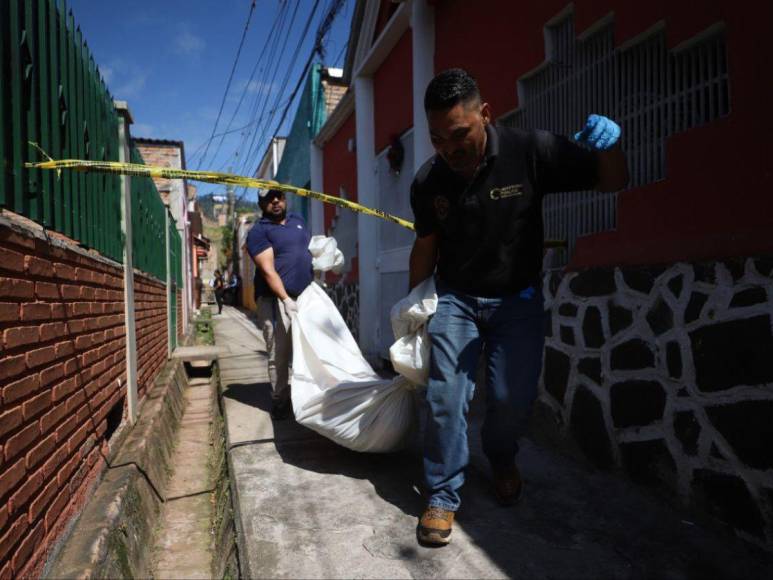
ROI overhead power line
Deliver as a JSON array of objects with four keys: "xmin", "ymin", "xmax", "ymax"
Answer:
[
  {"xmin": 257, "ymin": 0, "xmax": 347, "ymax": 168},
  {"xmin": 234, "ymin": 0, "xmax": 324, "ymax": 199},
  {"xmin": 187, "ymin": 119, "xmax": 262, "ymax": 166},
  {"xmin": 196, "ymin": 0, "xmax": 257, "ymax": 170},
  {"xmin": 215, "ymin": 0, "xmax": 293, "ymax": 176},
  {"xmin": 233, "ymin": 0, "xmax": 347, "ymax": 204},
  {"xmin": 314, "ymin": 0, "xmax": 346, "ymax": 59},
  {"xmin": 206, "ymin": 1, "xmax": 291, "ymax": 172},
  {"xmin": 235, "ymin": 0, "xmax": 307, "ymax": 177}
]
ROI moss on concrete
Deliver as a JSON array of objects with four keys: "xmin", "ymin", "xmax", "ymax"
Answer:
[{"xmin": 210, "ymin": 364, "xmax": 240, "ymax": 579}]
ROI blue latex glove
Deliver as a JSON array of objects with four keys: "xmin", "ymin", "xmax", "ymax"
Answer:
[{"xmin": 574, "ymin": 114, "xmax": 621, "ymax": 151}]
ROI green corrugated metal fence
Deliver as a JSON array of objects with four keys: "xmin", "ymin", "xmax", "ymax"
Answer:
[
  {"xmin": 170, "ymin": 221, "xmax": 182, "ymax": 288},
  {"xmin": 130, "ymin": 146, "xmax": 168, "ymax": 280},
  {"xmin": 2, "ymin": 0, "xmax": 185, "ymax": 353},
  {"xmin": 1, "ymin": 0, "xmax": 123, "ymax": 262}
]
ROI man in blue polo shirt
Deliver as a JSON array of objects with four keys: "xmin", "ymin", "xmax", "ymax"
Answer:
[{"xmin": 246, "ymin": 189, "xmax": 313, "ymax": 420}]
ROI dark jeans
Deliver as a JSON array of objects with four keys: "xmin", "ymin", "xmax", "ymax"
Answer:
[
  {"xmin": 226, "ymin": 287, "xmax": 240, "ymax": 306},
  {"xmin": 424, "ymin": 283, "xmax": 545, "ymax": 511},
  {"xmin": 214, "ymin": 289, "xmax": 224, "ymax": 313}
]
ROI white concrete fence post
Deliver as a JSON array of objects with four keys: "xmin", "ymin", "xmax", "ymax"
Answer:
[
  {"xmin": 114, "ymin": 100, "xmax": 139, "ymax": 424},
  {"xmin": 165, "ymin": 209, "xmax": 173, "ymax": 359}
]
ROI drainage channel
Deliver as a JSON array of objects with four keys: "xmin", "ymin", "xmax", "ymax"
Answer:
[
  {"xmin": 40, "ymin": 309, "xmax": 238, "ymax": 579},
  {"xmin": 151, "ymin": 352, "xmax": 238, "ymax": 579}
]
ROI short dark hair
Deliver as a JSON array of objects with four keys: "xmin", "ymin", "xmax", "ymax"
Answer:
[{"xmin": 424, "ymin": 68, "xmax": 480, "ymax": 112}]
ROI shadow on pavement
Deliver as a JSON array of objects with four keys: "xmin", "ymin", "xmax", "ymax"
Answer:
[
  {"xmin": 274, "ymin": 433, "xmax": 425, "ymax": 519},
  {"xmin": 221, "ymin": 381, "xmax": 272, "ymax": 414},
  {"xmin": 271, "ymin": 383, "xmax": 773, "ymax": 578},
  {"xmin": 218, "ymin": 308, "xmax": 773, "ymax": 577}
]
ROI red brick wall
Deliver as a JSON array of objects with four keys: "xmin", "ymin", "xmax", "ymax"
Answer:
[
  {"xmin": 0, "ymin": 220, "xmax": 175, "ymax": 576},
  {"xmin": 133, "ymin": 275, "xmax": 168, "ymax": 401},
  {"xmin": 133, "ymin": 142, "xmax": 183, "ymax": 203},
  {"xmin": 0, "ymin": 224, "xmax": 126, "ymax": 577}
]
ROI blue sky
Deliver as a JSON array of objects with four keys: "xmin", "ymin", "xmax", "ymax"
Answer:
[{"xmin": 67, "ymin": 0, "xmax": 354, "ymax": 200}]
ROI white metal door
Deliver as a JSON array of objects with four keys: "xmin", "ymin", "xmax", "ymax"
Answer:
[{"xmin": 375, "ymin": 130, "xmax": 415, "ymax": 358}]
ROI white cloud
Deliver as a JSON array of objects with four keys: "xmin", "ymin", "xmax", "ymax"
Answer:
[
  {"xmin": 132, "ymin": 123, "xmax": 156, "ymax": 137},
  {"xmin": 174, "ymin": 25, "xmax": 205, "ymax": 56},
  {"xmin": 99, "ymin": 65, "xmax": 114, "ymax": 84},
  {"xmin": 244, "ymin": 80, "xmax": 273, "ymax": 94},
  {"xmin": 100, "ymin": 57, "xmax": 147, "ymax": 99},
  {"xmin": 194, "ymin": 106, "xmax": 220, "ymax": 123},
  {"xmin": 226, "ymin": 79, "xmax": 276, "ymax": 105},
  {"xmin": 115, "ymin": 71, "xmax": 147, "ymax": 99}
]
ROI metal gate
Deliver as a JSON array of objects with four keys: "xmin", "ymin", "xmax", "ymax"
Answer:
[{"xmin": 500, "ymin": 14, "xmax": 729, "ymax": 267}]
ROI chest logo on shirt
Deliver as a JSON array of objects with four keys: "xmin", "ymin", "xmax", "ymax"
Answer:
[
  {"xmin": 489, "ymin": 184, "xmax": 524, "ymax": 200},
  {"xmin": 433, "ymin": 195, "xmax": 450, "ymax": 221},
  {"xmin": 296, "ymin": 225, "xmax": 302, "ymax": 229}
]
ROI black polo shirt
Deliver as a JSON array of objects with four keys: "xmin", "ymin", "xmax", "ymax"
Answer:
[{"xmin": 410, "ymin": 123, "xmax": 598, "ymax": 297}]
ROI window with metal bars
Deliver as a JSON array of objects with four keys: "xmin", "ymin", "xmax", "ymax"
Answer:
[{"xmin": 500, "ymin": 16, "xmax": 729, "ymax": 268}]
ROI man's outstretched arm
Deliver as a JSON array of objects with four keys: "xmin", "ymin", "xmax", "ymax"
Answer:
[{"xmin": 575, "ymin": 114, "xmax": 629, "ymax": 192}]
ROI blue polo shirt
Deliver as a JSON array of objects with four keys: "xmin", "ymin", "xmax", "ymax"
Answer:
[{"xmin": 246, "ymin": 213, "xmax": 313, "ymax": 298}]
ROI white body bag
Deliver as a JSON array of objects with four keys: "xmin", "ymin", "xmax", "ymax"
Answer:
[{"xmin": 291, "ymin": 267, "xmax": 437, "ymax": 452}]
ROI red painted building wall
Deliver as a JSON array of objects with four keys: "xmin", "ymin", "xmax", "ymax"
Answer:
[
  {"xmin": 433, "ymin": 0, "xmax": 773, "ymax": 267},
  {"xmin": 372, "ymin": 0, "xmax": 400, "ymax": 43},
  {"xmin": 323, "ymin": 111, "xmax": 359, "ymax": 282},
  {"xmin": 373, "ymin": 30, "xmax": 413, "ymax": 154}
]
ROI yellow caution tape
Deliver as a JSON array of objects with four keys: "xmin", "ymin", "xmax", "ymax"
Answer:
[
  {"xmin": 25, "ymin": 144, "xmax": 567, "ymax": 248},
  {"xmin": 26, "ymin": 153, "xmax": 415, "ymax": 230}
]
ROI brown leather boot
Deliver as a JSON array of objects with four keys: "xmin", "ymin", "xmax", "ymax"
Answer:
[
  {"xmin": 493, "ymin": 464, "xmax": 523, "ymax": 506},
  {"xmin": 417, "ymin": 506, "xmax": 455, "ymax": 546}
]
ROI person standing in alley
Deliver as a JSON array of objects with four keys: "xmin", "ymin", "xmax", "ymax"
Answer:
[
  {"xmin": 409, "ymin": 68, "xmax": 629, "ymax": 546},
  {"xmin": 213, "ymin": 270, "xmax": 225, "ymax": 315},
  {"xmin": 227, "ymin": 270, "xmax": 241, "ymax": 306},
  {"xmin": 247, "ymin": 189, "xmax": 313, "ymax": 420}
]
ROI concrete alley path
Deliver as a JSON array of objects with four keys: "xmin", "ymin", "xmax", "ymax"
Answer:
[{"xmin": 213, "ymin": 305, "xmax": 773, "ymax": 579}]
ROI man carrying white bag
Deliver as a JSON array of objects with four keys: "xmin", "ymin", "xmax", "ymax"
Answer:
[{"xmin": 291, "ymin": 238, "xmax": 436, "ymax": 453}]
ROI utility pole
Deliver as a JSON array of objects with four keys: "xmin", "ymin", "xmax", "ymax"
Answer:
[
  {"xmin": 226, "ymin": 181, "xmax": 235, "ymax": 226},
  {"xmin": 226, "ymin": 154, "xmax": 240, "ymax": 299}
]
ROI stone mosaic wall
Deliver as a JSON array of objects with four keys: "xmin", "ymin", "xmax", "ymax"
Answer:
[
  {"xmin": 537, "ymin": 256, "xmax": 773, "ymax": 549},
  {"xmin": 325, "ymin": 281, "xmax": 360, "ymax": 343}
]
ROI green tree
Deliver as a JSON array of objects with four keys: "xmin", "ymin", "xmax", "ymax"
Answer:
[{"xmin": 220, "ymin": 225, "xmax": 234, "ymax": 269}]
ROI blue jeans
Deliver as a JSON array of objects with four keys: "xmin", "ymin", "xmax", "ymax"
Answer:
[{"xmin": 424, "ymin": 283, "xmax": 545, "ymax": 511}]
